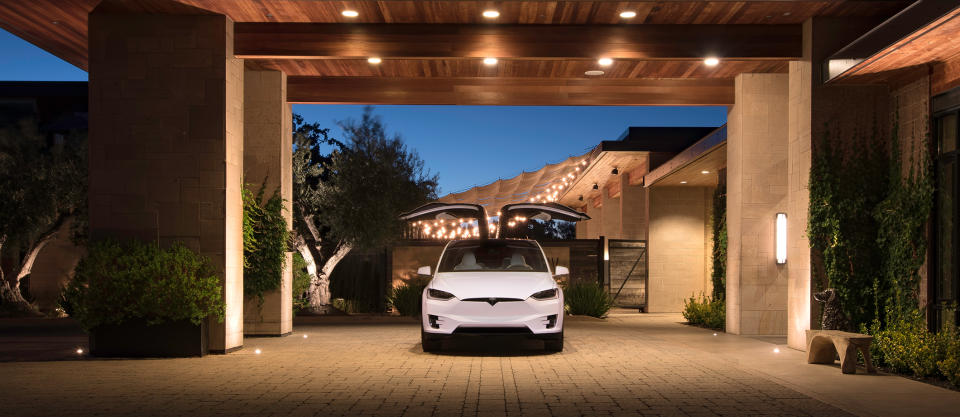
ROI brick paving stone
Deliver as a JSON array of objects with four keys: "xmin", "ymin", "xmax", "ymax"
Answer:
[{"xmin": 0, "ymin": 316, "xmax": 859, "ymax": 417}]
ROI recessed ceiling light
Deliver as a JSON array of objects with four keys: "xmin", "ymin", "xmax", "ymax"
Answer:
[
  {"xmin": 704, "ymin": 57, "xmax": 720, "ymax": 67},
  {"xmin": 482, "ymin": 10, "xmax": 500, "ymax": 19},
  {"xmin": 701, "ymin": 170, "xmax": 710, "ymax": 174},
  {"xmin": 619, "ymin": 11, "xmax": 637, "ymax": 19},
  {"xmin": 680, "ymin": 181, "xmax": 688, "ymax": 184},
  {"xmin": 584, "ymin": 70, "xmax": 605, "ymax": 76},
  {"xmin": 367, "ymin": 57, "xmax": 382, "ymax": 64},
  {"xmin": 483, "ymin": 57, "xmax": 498, "ymax": 65},
  {"xmin": 598, "ymin": 57, "xmax": 614, "ymax": 66},
  {"xmin": 342, "ymin": 10, "xmax": 359, "ymax": 18}
]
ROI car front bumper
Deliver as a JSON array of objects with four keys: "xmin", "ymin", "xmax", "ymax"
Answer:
[{"xmin": 422, "ymin": 295, "xmax": 564, "ymax": 335}]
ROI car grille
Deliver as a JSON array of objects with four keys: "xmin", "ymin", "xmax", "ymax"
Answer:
[{"xmin": 453, "ymin": 327, "xmax": 533, "ymax": 335}]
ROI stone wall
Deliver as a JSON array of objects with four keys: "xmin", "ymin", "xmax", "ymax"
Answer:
[{"xmin": 647, "ymin": 186, "xmax": 708, "ymax": 313}]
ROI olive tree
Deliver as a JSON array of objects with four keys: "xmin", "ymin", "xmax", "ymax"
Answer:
[
  {"xmin": 0, "ymin": 120, "xmax": 86, "ymax": 315},
  {"xmin": 293, "ymin": 108, "xmax": 437, "ymax": 312}
]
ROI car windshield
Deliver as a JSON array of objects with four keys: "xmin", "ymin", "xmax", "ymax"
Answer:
[{"xmin": 438, "ymin": 240, "xmax": 548, "ymax": 273}]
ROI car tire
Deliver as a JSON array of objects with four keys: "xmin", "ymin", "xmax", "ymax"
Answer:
[
  {"xmin": 421, "ymin": 328, "xmax": 442, "ymax": 353},
  {"xmin": 543, "ymin": 331, "xmax": 563, "ymax": 352}
]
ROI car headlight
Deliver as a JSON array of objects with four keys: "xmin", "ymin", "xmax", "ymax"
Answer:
[
  {"xmin": 427, "ymin": 289, "xmax": 455, "ymax": 300},
  {"xmin": 530, "ymin": 288, "xmax": 558, "ymax": 300}
]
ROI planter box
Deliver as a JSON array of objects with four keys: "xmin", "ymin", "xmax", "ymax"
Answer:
[{"xmin": 90, "ymin": 319, "xmax": 207, "ymax": 357}]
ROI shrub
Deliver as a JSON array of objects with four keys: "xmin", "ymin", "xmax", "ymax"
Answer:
[
  {"xmin": 62, "ymin": 240, "xmax": 224, "ymax": 331},
  {"xmin": 564, "ymin": 283, "xmax": 612, "ymax": 318},
  {"xmin": 242, "ymin": 183, "xmax": 289, "ymax": 302},
  {"xmin": 870, "ymin": 310, "xmax": 954, "ymax": 378},
  {"xmin": 683, "ymin": 293, "xmax": 725, "ymax": 331},
  {"xmin": 938, "ymin": 328, "xmax": 960, "ymax": 388},
  {"xmin": 389, "ymin": 282, "xmax": 426, "ymax": 317}
]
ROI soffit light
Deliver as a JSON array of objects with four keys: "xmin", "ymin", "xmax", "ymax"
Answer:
[
  {"xmin": 584, "ymin": 70, "xmax": 604, "ymax": 76},
  {"xmin": 341, "ymin": 10, "xmax": 359, "ymax": 18},
  {"xmin": 611, "ymin": 167, "xmax": 619, "ymax": 175},
  {"xmin": 680, "ymin": 181, "xmax": 688, "ymax": 184},
  {"xmin": 592, "ymin": 183, "xmax": 599, "ymax": 190},
  {"xmin": 483, "ymin": 57, "xmax": 498, "ymax": 65},
  {"xmin": 598, "ymin": 57, "xmax": 614, "ymax": 66},
  {"xmin": 367, "ymin": 57, "xmax": 382, "ymax": 64},
  {"xmin": 704, "ymin": 57, "xmax": 720, "ymax": 67},
  {"xmin": 701, "ymin": 170, "xmax": 710, "ymax": 174},
  {"xmin": 619, "ymin": 11, "xmax": 637, "ymax": 19},
  {"xmin": 482, "ymin": 10, "xmax": 500, "ymax": 19}
]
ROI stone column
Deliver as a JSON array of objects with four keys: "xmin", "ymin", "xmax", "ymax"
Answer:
[
  {"xmin": 619, "ymin": 173, "xmax": 648, "ymax": 240},
  {"xmin": 585, "ymin": 199, "xmax": 603, "ymax": 239},
  {"xmin": 601, "ymin": 183, "xmax": 622, "ymax": 239},
  {"xmin": 88, "ymin": 6, "xmax": 245, "ymax": 352},
  {"xmin": 242, "ymin": 69, "xmax": 293, "ymax": 336},
  {"xmin": 726, "ymin": 73, "xmax": 789, "ymax": 336}
]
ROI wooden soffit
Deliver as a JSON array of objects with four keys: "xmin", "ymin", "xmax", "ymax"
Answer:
[{"xmin": 644, "ymin": 125, "xmax": 726, "ymax": 187}]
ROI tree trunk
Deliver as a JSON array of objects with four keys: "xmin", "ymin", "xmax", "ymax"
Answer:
[
  {"xmin": 0, "ymin": 215, "xmax": 69, "ymax": 316},
  {"xmin": 308, "ymin": 242, "xmax": 352, "ymax": 312}
]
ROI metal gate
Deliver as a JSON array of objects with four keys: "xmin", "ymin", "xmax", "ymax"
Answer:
[{"xmin": 606, "ymin": 239, "xmax": 648, "ymax": 310}]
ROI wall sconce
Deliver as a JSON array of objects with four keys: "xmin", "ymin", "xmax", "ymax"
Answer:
[
  {"xmin": 776, "ymin": 213, "xmax": 787, "ymax": 264},
  {"xmin": 592, "ymin": 183, "xmax": 599, "ymax": 190},
  {"xmin": 611, "ymin": 167, "xmax": 619, "ymax": 175}
]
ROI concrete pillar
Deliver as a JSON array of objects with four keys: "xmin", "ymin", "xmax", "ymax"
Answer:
[
  {"xmin": 88, "ymin": 7, "xmax": 245, "ymax": 352},
  {"xmin": 647, "ymin": 186, "xmax": 708, "ymax": 312},
  {"xmin": 242, "ymin": 69, "xmax": 293, "ymax": 336},
  {"xmin": 619, "ymin": 173, "xmax": 648, "ymax": 240},
  {"xmin": 585, "ymin": 199, "xmax": 603, "ymax": 239},
  {"xmin": 726, "ymin": 73, "xmax": 789, "ymax": 336},
  {"xmin": 601, "ymin": 184, "xmax": 621, "ymax": 239}
]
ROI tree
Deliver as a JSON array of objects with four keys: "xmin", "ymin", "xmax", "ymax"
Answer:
[
  {"xmin": 292, "ymin": 108, "xmax": 438, "ymax": 312},
  {"xmin": 0, "ymin": 120, "xmax": 86, "ymax": 315}
]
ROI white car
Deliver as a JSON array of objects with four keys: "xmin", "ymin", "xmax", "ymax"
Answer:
[
  {"xmin": 399, "ymin": 201, "xmax": 589, "ymax": 353},
  {"xmin": 418, "ymin": 238, "xmax": 567, "ymax": 352}
]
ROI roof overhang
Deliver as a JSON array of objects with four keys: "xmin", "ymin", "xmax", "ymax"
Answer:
[
  {"xmin": 644, "ymin": 126, "xmax": 726, "ymax": 187},
  {"xmin": 825, "ymin": 0, "xmax": 960, "ymax": 85}
]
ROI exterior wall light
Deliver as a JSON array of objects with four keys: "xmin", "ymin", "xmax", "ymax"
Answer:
[{"xmin": 776, "ymin": 213, "xmax": 787, "ymax": 264}]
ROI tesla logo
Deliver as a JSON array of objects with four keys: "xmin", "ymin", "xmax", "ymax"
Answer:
[{"xmin": 487, "ymin": 298, "xmax": 498, "ymax": 306}]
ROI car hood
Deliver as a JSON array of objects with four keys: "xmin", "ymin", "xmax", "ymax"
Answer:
[{"xmin": 430, "ymin": 271, "xmax": 557, "ymax": 300}]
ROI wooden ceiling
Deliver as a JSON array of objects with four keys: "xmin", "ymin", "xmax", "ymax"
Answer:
[{"xmin": 0, "ymin": 1, "xmax": 909, "ymax": 105}]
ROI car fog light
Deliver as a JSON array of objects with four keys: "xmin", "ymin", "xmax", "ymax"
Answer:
[
  {"xmin": 428, "ymin": 314, "xmax": 440, "ymax": 329},
  {"xmin": 546, "ymin": 314, "xmax": 558, "ymax": 329}
]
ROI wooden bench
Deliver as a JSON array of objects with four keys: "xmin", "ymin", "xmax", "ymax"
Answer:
[{"xmin": 805, "ymin": 330, "xmax": 877, "ymax": 374}]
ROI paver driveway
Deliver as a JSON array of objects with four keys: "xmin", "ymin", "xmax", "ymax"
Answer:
[{"xmin": 0, "ymin": 313, "xmax": 954, "ymax": 417}]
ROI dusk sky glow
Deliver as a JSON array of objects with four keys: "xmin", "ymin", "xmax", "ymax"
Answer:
[{"xmin": 1, "ymin": 28, "xmax": 727, "ymax": 195}]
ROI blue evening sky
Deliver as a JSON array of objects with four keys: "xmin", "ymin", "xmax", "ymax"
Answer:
[{"xmin": 1, "ymin": 28, "xmax": 727, "ymax": 195}]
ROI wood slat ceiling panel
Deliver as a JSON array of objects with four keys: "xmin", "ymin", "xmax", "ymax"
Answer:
[
  {"xmin": 177, "ymin": 1, "xmax": 906, "ymax": 25},
  {"xmin": 249, "ymin": 58, "xmax": 786, "ymax": 78}
]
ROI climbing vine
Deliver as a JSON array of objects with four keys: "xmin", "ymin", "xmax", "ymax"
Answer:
[
  {"xmin": 242, "ymin": 181, "xmax": 289, "ymax": 304},
  {"xmin": 711, "ymin": 184, "xmax": 726, "ymax": 301},
  {"xmin": 808, "ymin": 112, "xmax": 932, "ymax": 331}
]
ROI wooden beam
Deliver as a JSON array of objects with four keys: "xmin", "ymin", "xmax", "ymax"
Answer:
[
  {"xmin": 236, "ymin": 23, "xmax": 801, "ymax": 60},
  {"xmin": 287, "ymin": 77, "xmax": 734, "ymax": 106}
]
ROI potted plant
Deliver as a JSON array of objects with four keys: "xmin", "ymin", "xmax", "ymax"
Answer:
[{"xmin": 61, "ymin": 240, "xmax": 224, "ymax": 357}]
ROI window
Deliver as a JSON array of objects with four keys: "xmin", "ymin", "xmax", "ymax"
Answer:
[
  {"xmin": 935, "ymin": 109, "xmax": 959, "ymax": 329},
  {"xmin": 438, "ymin": 240, "xmax": 548, "ymax": 273}
]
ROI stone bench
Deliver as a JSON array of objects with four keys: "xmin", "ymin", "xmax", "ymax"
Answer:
[{"xmin": 806, "ymin": 330, "xmax": 877, "ymax": 374}]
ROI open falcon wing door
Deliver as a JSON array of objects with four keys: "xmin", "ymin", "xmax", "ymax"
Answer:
[
  {"xmin": 399, "ymin": 202, "xmax": 490, "ymax": 240},
  {"xmin": 497, "ymin": 202, "xmax": 590, "ymax": 238}
]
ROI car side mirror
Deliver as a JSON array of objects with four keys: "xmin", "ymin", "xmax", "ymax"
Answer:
[
  {"xmin": 417, "ymin": 266, "xmax": 432, "ymax": 276},
  {"xmin": 554, "ymin": 266, "xmax": 569, "ymax": 276}
]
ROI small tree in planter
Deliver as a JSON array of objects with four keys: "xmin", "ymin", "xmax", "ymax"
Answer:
[{"xmin": 61, "ymin": 240, "xmax": 224, "ymax": 357}]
